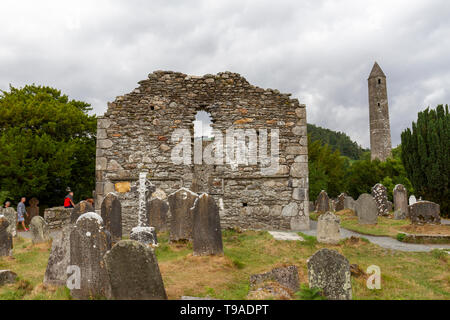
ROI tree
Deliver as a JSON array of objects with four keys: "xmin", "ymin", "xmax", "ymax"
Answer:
[
  {"xmin": 0, "ymin": 85, "xmax": 97, "ymax": 207},
  {"xmin": 401, "ymin": 105, "xmax": 449, "ymax": 215},
  {"xmin": 308, "ymin": 137, "xmax": 348, "ymax": 201}
]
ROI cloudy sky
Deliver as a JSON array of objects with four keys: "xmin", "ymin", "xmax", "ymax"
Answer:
[{"xmin": 1, "ymin": 0, "xmax": 449, "ymax": 148}]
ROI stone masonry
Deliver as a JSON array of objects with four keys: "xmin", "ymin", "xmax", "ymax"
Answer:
[{"xmin": 95, "ymin": 71, "xmax": 310, "ymax": 234}]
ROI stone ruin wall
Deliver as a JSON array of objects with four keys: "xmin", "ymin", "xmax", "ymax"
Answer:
[{"xmin": 95, "ymin": 71, "xmax": 309, "ymax": 235}]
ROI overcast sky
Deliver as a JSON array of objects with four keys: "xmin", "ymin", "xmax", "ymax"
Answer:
[{"xmin": 1, "ymin": 0, "xmax": 449, "ymax": 148}]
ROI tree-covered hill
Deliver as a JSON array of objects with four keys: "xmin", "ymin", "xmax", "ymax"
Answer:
[{"xmin": 307, "ymin": 123, "xmax": 368, "ymax": 160}]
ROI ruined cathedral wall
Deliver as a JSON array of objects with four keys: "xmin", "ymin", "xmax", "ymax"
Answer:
[{"xmin": 95, "ymin": 71, "xmax": 309, "ymax": 234}]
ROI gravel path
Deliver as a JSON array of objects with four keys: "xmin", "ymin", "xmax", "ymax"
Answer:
[{"xmin": 302, "ymin": 220, "xmax": 450, "ymax": 252}]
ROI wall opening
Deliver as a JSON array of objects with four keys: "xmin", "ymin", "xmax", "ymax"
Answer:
[{"xmin": 194, "ymin": 110, "xmax": 214, "ymax": 140}]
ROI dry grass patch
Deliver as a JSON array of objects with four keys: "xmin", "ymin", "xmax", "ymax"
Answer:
[{"xmin": 398, "ymin": 224, "xmax": 450, "ymax": 236}]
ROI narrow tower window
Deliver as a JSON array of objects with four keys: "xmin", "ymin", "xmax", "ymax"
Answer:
[
  {"xmin": 378, "ymin": 79, "xmax": 382, "ymax": 85},
  {"xmin": 378, "ymin": 103, "xmax": 381, "ymax": 107}
]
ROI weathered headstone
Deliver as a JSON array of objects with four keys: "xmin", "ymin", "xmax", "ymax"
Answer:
[
  {"xmin": 0, "ymin": 270, "xmax": 17, "ymax": 287},
  {"xmin": 70, "ymin": 201, "xmax": 95, "ymax": 224},
  {"xmin": 344, "ymin": 196, "xmax": 357, "ymax": 213},
  {"xmin": 409, "ymin": 195, "xmax": 417, "ymax": 206},
  {"xmin": 192, "ymin": 194, "xmax": 223, "ymax": 256},
  {"xmin": 316, "ymin": 191, "xmax": 330, "ymax": 213},
  {"xmin": 0, "ymin": 270, "xmax": 17, "ymax": 286},
  {"xmin": 335, "ymin": 193, "xmax": 346, "ymax": 212},
  {"xmin": 104, "ymin": 240, "xmax": 167, "ymax": 300},
  {"xmin": 101, "ymin": 193, "xmax": 122, "ymax": 243},
  {"xmin": 0, "ymin": 216, "xmax": 12, "ymax": 257},
  {"xmin": 393, "ymin": 184, "xmax": 408, "ymax": 220},
  {"xmin": 30, "ymin": 216, "xmax": 51, "ymax": 244},
  {"xmin": 44, "ymin": 225, "xmax": 73, "ymax": 286},
  {"xmin": 371, "ymin": 184, "xmax": 389, "ymax": 216},
  {"xmin": 387, "ymin": 201, "xmax": 393, "ymax": 213},
  {"xmin": 250, "ymin": 266, "xmax": 300, "ymax": 293},
  {"xmin": 168, "ymin": 188, "xmax": 198, "ymax": 242},
  {"xmin": 27, "ymin": 198, "xmax": 40, "ymax": 225},
  {"xmin": 355, "ymin": 194, "xmax": 378, "ymax": 225},
  {"xmin": 409, "ymin": 201, "xmax": 441, "ymax": 225},
  {"xmin": 307, "ymin": 248, "xmax": 352, "ymax": 300},
  {"xmin": 69, "ymin": 212, "xmax": 111, "ymax": 300},
  {"xmin": 147, "ymin": 198, "xmax": 169, "ymax": 233},
  {"xmin": 317, "ymin": 212, "xmax": 341, "ymax": 244},
  {"xmin": 2, "ymin": 207, "xmax": 17, "ymax": 237}
]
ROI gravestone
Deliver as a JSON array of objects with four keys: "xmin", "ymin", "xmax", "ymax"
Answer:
[
  {"xmin": 2, "ymin": 207, "xmax": 17, "ymax": 237},
  {"xmin": 344, "ymin": 196, "xmax": 357, "ymax": 213},
  {"xmin": 147, "ymin": 198, "xmax": 169, "ymax": 233},
  {"xmin": 0, "ymin": 270, "xmax": 17, "ymax": 286},
  {"xmin": 409, "ymin": 195, "xmax": 417, "ymax": 206},
  {"xmin": 130, "ymin": 227, "xmax": 158, "ymax": 246},
  {"xmin": 371, "ymin": 184, "xmax": 389, "ymax": 216},
  {"xmin": 355, "ymin": 194, "xmax": 378, "ymax": 225},
  {"xmin": 30, "ymin": 216, "xmax": 51, "ymax": 244},
  {"xmin": 250, "ymin": 266, "xmax": 300, "ymax": 293},
  {"xmin": 168, "ymin": 188, "xmax": 198, "ymax": 242},
  {"xmin": 335, "ymin": 193, "xmax": 346, "ymax": 212},
  {"xmin": 309, "ymin": 201, "xmax": 315, "ymax": 213},
  {"xmin": 70, "ymin": 201, "xmax": 95, "ymax": 224},
  {"xmin": 409, "ymin": 201, "xmax": 441, "ymax": 225},
  {"xmin": 387, "ymin": 201, "xmax": 393, "ymax": 213},
  {"xmin": 317, "ymin": 212, "xmax": 341, "ymax": 244},
  {"xmin": 393, "ymin": 184, "xmax": 408, "ymax": 220},
  {"xmin": 316, "ymin": 191, "xmax": 330, "ymax": 213},
  {"xmin": 27, "ymin": 198, "xmax": 40, "ymax": 225},
  {"xmin": 44, "ymin": 225, "xmax": 73, "ymax": 286},
  {"xmin": 104, "ymin": 240, "xmax": 167, "ymax": 300},
  {"xmin": 192, "ymin": 194, "xmax": 223, "ymax": 256},
  {"xmin": 0, "ymin": 216, "xmax": 12, "ymax": 257},
  {"xmin": 69, "ymin": 212, "xmax": 111, "ymax": 300},
  {"xmin": 307, "ymin": 248, "xmax": 352, "ymax": 300},
  {"xmin": 101, "ymin": 193, "xmax": 122, "ymax": 243}
]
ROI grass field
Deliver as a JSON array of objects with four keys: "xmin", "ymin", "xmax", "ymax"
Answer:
[{"xmin": 0, "ymin": 230, "xmax": 449, "ymax": 300}]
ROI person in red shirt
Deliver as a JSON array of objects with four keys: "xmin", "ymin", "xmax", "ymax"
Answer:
[{"xmin": 64, "ymin": 191, "xmax": 75, "ymax": 208}]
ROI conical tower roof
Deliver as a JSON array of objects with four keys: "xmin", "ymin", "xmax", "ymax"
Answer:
[{"xmin": 369, "ymin": 62, "xmax": 386, "ymax": 79}]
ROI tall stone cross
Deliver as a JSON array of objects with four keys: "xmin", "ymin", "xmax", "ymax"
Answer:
[{"xmin": 130, "ymin": 172, "xmax": 158, "ymax": 246}]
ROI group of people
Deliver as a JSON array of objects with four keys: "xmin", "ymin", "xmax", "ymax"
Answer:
[{"xmin": 1, "ymin": 188, "xmax": 77, "ymax": 233}]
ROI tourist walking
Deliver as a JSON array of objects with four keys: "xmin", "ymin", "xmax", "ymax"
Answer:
[{"xmin": 17, "ymin": 197, "xmax": 29, "ymax": 231}]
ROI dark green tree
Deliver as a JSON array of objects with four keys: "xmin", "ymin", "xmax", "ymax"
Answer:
[
  {"xmin": 0, "ymin": 85, "xmax": 97, "ymax": 207},
  {"xmin": 308, "ymin": 137, "xmax": 348, "ymax": 201},
  {"xmin": 401, "ymin": 105, "xmax": 449, "ymax": 215}
]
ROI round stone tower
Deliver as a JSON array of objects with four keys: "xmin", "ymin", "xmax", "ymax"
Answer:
[{"xmin": 368, "ymin": 62, "xmax": 392, "ymax": 161}]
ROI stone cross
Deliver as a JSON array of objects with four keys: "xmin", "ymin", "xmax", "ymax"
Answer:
[{"xmin": 130, "ymin": 172, "xmax": 158, "ymax": 246}]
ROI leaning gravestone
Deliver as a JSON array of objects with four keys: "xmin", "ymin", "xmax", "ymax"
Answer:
[
  {"xmin": 2, "ymin": 207, "xmax": 17, "ymax": 237},
  {"xmin": 371, "ymin": 184, "xmax": 389, "ymax": 216},
  {"xmin": 409, "ymin": 201, "xmax": 441, "ymax": 225},
  {"xmin": 394, "ymin": 184, "xmax": 408, "ymax": 220},
  {"xmin": 69, "ymin": 212, "xmax": 111, "ymax": 300},
  {"xmin": 147, "ymin": 198, "xmax": 169, "ymax": 233},
  {"xmin": 316, "ymin": 191, "xmax": 330, "ymax": 213},
  {"xmin": 335, "ymin": 193, "xmax": 346, "ymax": 212},
  {"xmin": 317, "ymin": 212, "xmax": 341, "ymax": 244},
  {"xmin": 409, "ymin": 195, "xmax": 417, "ymax": 206},
  {"xmin": 70, "ymin": 201, "xmax": 95, "ymax": 224},
  {"xmin": 344, "ymin": 196, "xmax": 357, "ymax": 213},
  {"xmin": 104, "ymin": 240, "xmax": 167, "ymax": 300},
  {"xmin": 192, "ymin": 194, "xmax": 223, "ymax": 256},
  {"xmin": 168, "ymin": 188, "xmax": 199, "ymax": 242},
  {"xmin": 0, "ymin": 216, "xmax": 12, "ymax": 257},
  {"xmin": 307, "ymin": 248, "xmax": 352, "ymax": 300},
  {"xmin": 30, "ymin": 216, "xmax": 51, "ymax": 244},
  {"xmin": 44, "ymin": 225, "xmax": 73, "ymax": 286},
  {"xmin": 355, "ymin": 194, "xmax": 378, "ymax": 225},
  {"xmin": 101, "ymin": 193, "xmax": 122, "ymax": 243}
]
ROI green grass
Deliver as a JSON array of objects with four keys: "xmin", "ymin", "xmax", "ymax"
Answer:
[{"xmin": 1, "ymin": 229, "xmax": 449, "ymax": 300}]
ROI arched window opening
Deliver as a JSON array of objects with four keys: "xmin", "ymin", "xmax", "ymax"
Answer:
[{"xmin": 194, "ymin": 110, "xmax": 214, "ymax": 140}]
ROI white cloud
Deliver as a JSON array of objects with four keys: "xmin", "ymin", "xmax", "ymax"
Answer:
[{"xmin": 1, "ymin": 0, "xmax": 449, "ymax": 148}]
